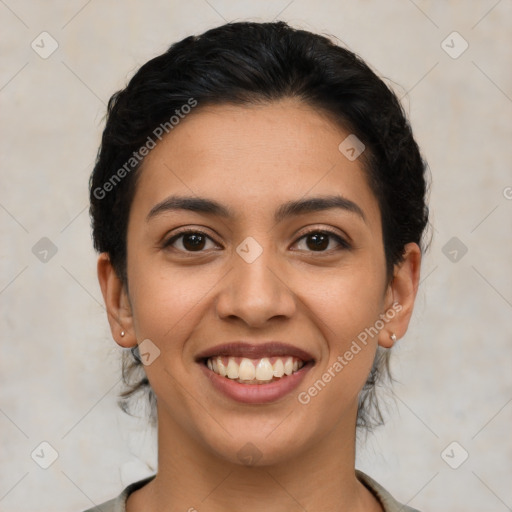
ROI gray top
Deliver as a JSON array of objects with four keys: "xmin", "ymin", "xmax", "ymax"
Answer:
[{"xmin": 81, "ymin": 470, "xmax": 421, "ymax": 512}]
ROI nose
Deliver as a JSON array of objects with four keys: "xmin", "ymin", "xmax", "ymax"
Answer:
[{"xmin": 215, "ymin": 244, "xmax": 296, "ymax": 328}]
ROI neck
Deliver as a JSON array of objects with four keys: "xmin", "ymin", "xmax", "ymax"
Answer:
[{"xmin": 127, "ymin": 404, "xmax": 381, "ymax": 512}]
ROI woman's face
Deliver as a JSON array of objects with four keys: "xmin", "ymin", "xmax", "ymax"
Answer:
[{"xmin": 107, "ymin": 98, "xmax": 418, "ymax": 465}]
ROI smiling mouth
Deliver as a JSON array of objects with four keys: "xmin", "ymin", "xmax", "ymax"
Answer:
[{"xmin": 203, "ymin": 356, "xmax": 306, "ymax": 385}]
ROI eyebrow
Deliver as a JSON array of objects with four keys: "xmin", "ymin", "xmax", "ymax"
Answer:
[{"xmin": 146, "ymin": 194, "xmax": 366, "ymax": 224}]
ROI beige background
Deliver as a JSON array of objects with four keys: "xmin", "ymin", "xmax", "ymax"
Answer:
[{"xmin": 1, "ymin": 1, "xmax": 511, "ymax": 510}]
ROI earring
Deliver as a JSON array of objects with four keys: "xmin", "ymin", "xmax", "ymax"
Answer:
[
  {"xmin": 390, "ymin": 333, "xmax": 397, "ymax": 342},
  {"xmin": 121, "ymin": 331, "xmax": 125, "ymax": 337}
]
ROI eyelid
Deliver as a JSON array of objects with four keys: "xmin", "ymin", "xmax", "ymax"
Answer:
[
  {"xmin": 162, "ymin": 227, "xmax": 220, "ymax": 250},
  {"xmin": 293, "ymin": 226, "xmax": 351, "ymax": 250}
]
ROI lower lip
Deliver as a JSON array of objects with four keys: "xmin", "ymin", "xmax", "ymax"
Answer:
[{"xmin": 199, "ymin": 361, "xmax": 314, "ymax": 404}]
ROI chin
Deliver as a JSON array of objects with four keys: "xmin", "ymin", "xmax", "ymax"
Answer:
[{"xmin": 197, "ymin": 419, "xmax": 312, "ymax": 468}]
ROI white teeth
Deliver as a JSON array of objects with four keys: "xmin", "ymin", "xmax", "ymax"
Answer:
[
  {"xmin": 216, "ymin": 356, "xmax": 227, "ymax": 377},
  {"xmin": 273, "ymin": 359, "xmax": 284, "ymax": 377},
  {"xmin": 284, "ymin": 357, "xmax": 294, "ymax": 376},
  {"xmin": 226, "ymin": 357, "xmax": 239, "ymax": 379},
  {"xmin": 255, "ymin": 358, "xmax": 274, "ymax": 381},
  {"xmin": 239, "ymin": 358, "xmax": 256, "ymax": 381},
  {"xmin": 206, "ymin": 355, "xmax": 305, "ymax": 383}
]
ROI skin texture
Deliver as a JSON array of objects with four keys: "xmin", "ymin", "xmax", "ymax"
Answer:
[{"xmin": 97, "ymin": 98, "xmax": 421, "ymax": 512}]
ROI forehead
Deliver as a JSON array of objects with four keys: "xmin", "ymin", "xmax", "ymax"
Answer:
[{"xmin": 130, "ymin": 99, "xmax": 381, "ymax": 229}]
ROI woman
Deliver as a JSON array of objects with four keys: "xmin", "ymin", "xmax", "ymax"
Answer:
[{"xmin": 85, "ymin": 20, "xmax": 428, "ymax": 512}]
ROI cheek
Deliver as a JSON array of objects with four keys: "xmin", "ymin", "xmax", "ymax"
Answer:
[
  {"xmin": 292, "ymin": 271, "xmax": 385, "ymax": 441},
  {"xmin": 314, "ymin": 262, "xmax": 385, "ymax": 335},
  {"xmin": 127, "ymin": 260, "xmax": 218, "ymax": 348},
  {"xmin": 126, "ymin": 265, "xmax": 215, "ymax": 411},
  {"xmin": 310, "ymin": 264, "xmax": 386, "ymax": 392}
]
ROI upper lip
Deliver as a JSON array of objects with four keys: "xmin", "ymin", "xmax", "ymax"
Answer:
[{"xmin": 195, "ymin": 342, "xmax": 315, "ymax": 362}]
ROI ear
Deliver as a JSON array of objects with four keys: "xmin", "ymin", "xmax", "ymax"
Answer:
[
  {"xmin": 97, "ymin": 253, "xmax": 136, "ymax": 348},
  {"xmin": 378, "ymin": 242, "xmax": 422, "ymax": 348}
]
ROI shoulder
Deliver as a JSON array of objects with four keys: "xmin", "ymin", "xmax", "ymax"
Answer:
[
  {"xmin": 79, "ymin": 474, "xmax": 156, "ymax": 512},
  {"xmin": 356, "ymin": 469, "xmax": 422, "ymax": 512}
]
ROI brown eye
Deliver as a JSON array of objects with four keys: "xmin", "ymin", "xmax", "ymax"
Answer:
[
  {"xmin": 163, "ymin": 230, "xmax": 218, "ymax": 252},
  {"xmin": 294, "ymin": 230, "xmax": 350, "ymax": 252},
  {"xmin": 305, "ymin": 232, "xmax": 329, "ymax": 251},
  {"xmin": 181, "ymin": 233, "xmax": 207, "ymax": 251}
]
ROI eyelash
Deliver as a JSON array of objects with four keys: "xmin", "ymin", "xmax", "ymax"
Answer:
[{"xmin": 162, "ymin": 227, "xmax": 351, "ymax": 254}]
